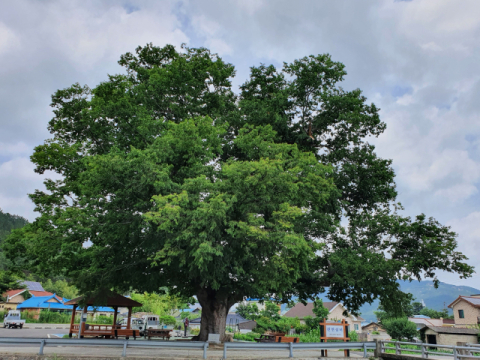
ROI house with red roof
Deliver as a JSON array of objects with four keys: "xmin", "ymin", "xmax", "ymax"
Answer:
[{"xmin": 0, "ymin": 281, "xmax": 55, "ymax": 311}]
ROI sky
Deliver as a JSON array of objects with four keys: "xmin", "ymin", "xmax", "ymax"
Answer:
[{"xmin": 0, "ymin": 0, "xmax": 479, "ymax": 287}]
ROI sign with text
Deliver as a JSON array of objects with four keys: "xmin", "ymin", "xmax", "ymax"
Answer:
[{"xmin": 325, "ymin": 324, "xmax": 345, "ymax": 338}]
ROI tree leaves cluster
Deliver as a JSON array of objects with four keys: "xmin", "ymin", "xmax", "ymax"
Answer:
[
  {"xmin": 0, "ymin": 209, "xmax": 28, "ymax": 299},
  {"xmin": 382, "ymin": 318, "xmax": 418, "ymax": 341},
  {"xmin": 3, "ymin": 44, "xmax": 474, "ymax": 341}
]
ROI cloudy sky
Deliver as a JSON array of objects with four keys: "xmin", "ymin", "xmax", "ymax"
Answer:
[{"xmin": 1, "ymin": 0, "xmax": 479, "ymax": 287}]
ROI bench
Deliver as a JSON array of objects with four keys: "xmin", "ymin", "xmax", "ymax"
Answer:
[{"xmin": 145, "ymin": 329, "xmax": 172, "ymax": 340}]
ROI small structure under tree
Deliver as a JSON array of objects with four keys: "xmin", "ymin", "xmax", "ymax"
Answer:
[{"xmin": 65, "ymin": 290, "xmax": 142, "ymax": 339}]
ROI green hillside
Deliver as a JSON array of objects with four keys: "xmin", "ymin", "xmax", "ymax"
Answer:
[
  {"xmin": 0, "ymin": 209, "xmax": 28, "ymax": 270},
  {"xmin": 0, "ymin": 209, "xmax": 28, "ymax": 242}
]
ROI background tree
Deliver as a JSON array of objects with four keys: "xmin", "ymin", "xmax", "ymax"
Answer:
[
  {"xmin": 42, "ymin": 279, "xmax": 78, "ymax": 299},
  {"xmin": 235, "ymin": 303, "xmax": 260, "ymax": 320},
  {"xmin": 259, "ymin": 302, "xmax": 281, "ymax": 321},
  {"xmin": 419, "ymin": 307, "xmax": 449, "ymax": 319},
  {"xmin": 412, "ymin": 301, "xmax": 424, "ymax": 315},
  {"xmin": 383, "ymin": 318, "xmax": 418, "ymax": 341},
  {"xmin": 0, "ymin": 209, "xmax": 28, "ymax": 296},
  {"xmin": 4, "ymin": 44, "xmax": 474, "ymax": 341}
]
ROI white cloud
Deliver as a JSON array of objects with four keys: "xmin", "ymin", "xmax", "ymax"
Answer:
[
  {"xmin": 0, "ymin": 158, "xmax": 61, "ymax": 221},
  {"xmin": 1, "ymin": 0, "xmax": 480, "ymax": 287},
  {"xmin": 0, "ymin": 22, "xmax": 19, "ymax": 56}
]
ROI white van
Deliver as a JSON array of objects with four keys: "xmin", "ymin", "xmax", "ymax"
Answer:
[{"xmin": 142, "ymin": 315, "xmax": 160, "ymax": 330}]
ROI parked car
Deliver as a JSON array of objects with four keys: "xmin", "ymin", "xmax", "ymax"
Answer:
[
  {"xmin": 3, "ymin": 310, "xmax": 25, "ymax": 329},
  {"xmin": 116, "ymin": 317, "xmax": 145, "ymax": 336}
]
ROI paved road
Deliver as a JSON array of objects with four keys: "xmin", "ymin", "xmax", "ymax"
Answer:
[
  {"xmin": 0, "ymin": 327, "xmax": 68, "ymax": 338},
  {"xmin": 0, "ymin": 345, "xmax": 362, "ymax": 359}
]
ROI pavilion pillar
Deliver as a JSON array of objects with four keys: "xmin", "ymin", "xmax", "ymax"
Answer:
[
  {"xmin": 127, "ymin": 307, "xmax": 132, "ymax": 330},
  {"xmin": 79, "ymin": 306, "xmax": 88, "ymax": 338},
  {"xmin": 69, "ymin": 305, "xmax": 77, "ymax": 338},
  {"xmin": 113, "ymin": 306, "xmax": 118, "ymax": 325}
]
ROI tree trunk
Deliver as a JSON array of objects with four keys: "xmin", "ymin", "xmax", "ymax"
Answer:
[{"xmin": 196, "ymin": 288, "xmax": 235, "ymax": 342}]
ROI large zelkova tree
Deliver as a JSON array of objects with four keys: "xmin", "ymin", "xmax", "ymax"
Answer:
[{"xmin": 4, "ymin": 44, "xmax": 473, "ymax": 341}]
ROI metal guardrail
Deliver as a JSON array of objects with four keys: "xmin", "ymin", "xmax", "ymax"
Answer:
[
  {"xmin": 380, "ymin": 340, "xmax": 480, "ymax": 360},
  {"xmin": 0, "ymin": 338, "xmax": 209, "ymax": 359},
  {"xmin": 223, "ymin": 341, "xmax": 376, "ymax": 359}
]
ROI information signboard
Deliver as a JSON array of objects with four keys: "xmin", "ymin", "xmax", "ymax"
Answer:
[
  {"xmin": 325, "ymin": 324, "xmax": 345, "ymax": 338},
  {"xmin": 319, "ymin": 318, "xmax": 351, "ymax": 358}
]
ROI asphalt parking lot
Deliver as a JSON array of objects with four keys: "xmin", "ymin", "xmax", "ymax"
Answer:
[{"xmin": 0, "ymin": 327, "xmax": 68, "ymax": 338}]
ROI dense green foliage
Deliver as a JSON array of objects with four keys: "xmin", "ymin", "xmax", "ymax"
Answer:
[
  {"xmin": 375, "ymin": 297, "xmax": 452, "ymax": 322},
  {"xmin": 236, "ymin": 303, "xmax": 260, "ymax": 320},
  {"xmin": 159, "ymin": 315, "xmax": 176, "ymax": 325},
  {"xmin": 383, "ymin": 318, "xmax": 418, "ymax": 341},
  {"xmin": 4, "ymin": 44, "xmax": 473, "ymax": 341},
  {"xmin": 303, "ymin": 299, "xmax": 330, "ymax": 330},
  {"xmin": 0, "ymin": 209, "xmax": 28, "ymax": 243},
  {"xmin": 233, "ymin": 332, "xmax": 262, "ymax": 342},
  {"xmin": 411, "ymin": 301, "xmax": 424, "ymax": 315},
  {"xmin": 0, "ymin": 209, "xmax": 28, "ymax": 298},
  {"xmin": 348, "ymin": 330, "xmax": 359, "ymax": 342},
  {"xmin": 235, "ymin": 301, "xmax": 281, "ymax": 321},
  {"xmin": 130, "ymin": 291, "xmax": 191, "ymax": 316},
  {"xmin": 418, "ymin": 307, "xmax": 450, "ymax": 319},
  {"xmin": 42, "ymin": 279, "xmax": 78, "ymax": 299},
  {"xmin": 18, "ymin": 310, "xmax": 114, "ymax": 324}
]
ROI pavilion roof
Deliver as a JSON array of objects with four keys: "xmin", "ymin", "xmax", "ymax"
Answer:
[{"xmin": 64, "ymin": 290, "xmax": 142, "ymax": 308}]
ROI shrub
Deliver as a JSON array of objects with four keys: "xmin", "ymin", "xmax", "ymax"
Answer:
[
  {"xmin": 190, "ymin": 328, "xmax": 200, "ymax": 335},
  {"xmin": 233, "ymin": 332, "xmax": 262, "ymax": 342},
  {"xmin": 299, "ymin": 328, "xmax": 321, "ymax": 343},
  {"xmin": 348, "ymin": 330, "xmax": 358, "ymax": 342},
  {"xmin": 92, "ymin": 315, "xmax": 113, "ymax": 324},
  {"xmin": 0, "ymin": 310, "xmax": 7, "ymax": 322},
  {"xmin": 383, "ymin": 318, "xmax": 417, "ymax": 341},
  {"xmin": 38, "ymin": 310, "xmax": 71, "ymax": 324},
  {"xmin": 372, "ymin": 331, "xmax": 380, "ymax": 335},
  {"xmin": 294, "ymin": 323, "xmax": 308, "ymax": 334}
]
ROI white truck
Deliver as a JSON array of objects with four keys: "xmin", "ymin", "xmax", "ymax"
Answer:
[{"xmin": 3, "ymin": 310, "xmax": 25, "ymax": 329}]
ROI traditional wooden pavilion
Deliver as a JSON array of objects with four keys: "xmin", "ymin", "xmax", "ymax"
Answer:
[{"xmin": 64, "ymin": 290, "xmax": 142, "ymax": 339}]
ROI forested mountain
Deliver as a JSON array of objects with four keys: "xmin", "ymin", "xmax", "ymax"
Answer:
[
  {"xmin": 0, "ymin": 209, "xmax": 28, "ymax": 296},
  {"xmin": 0, "ymin": 209, "xmax": 28, "ymax": 271},
  {"xmin": 0, "ymin": 209, "xmax": 28, "ymax": 242}
]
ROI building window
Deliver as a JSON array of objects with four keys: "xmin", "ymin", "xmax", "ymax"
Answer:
[
  {"xmin": 458, "ymin": 310, "xmax": 465, "ymax": 319},
  {"xmin": 354, "ymin": 324, "xmax": 359, "ymax": 330}
]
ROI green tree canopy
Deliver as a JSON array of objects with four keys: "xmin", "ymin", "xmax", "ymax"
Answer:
[
  {"xmin": 235, "ymin": 303, "xmax": 260, "ymax": 320},
  {"xmin": 0, "ymin": 209, "xmax": 28, "ymax": 296},
  {"xmin": 42, "ymin": 279, "xmax": 79, "ymax": 299},
  {"xmin": 4, "ymin": 44, "xmax": 473, "ymax": 341},
  {"xmin": 419, "ymin": 307, "xmax": 449, "ymax": 319},
  {"xmin": 383, "ymin": 318, "xmax": 418, "ymax": 341},
  {"xmin": 411, "ymin": 301, "xmax": 424, "ymax": 315}
]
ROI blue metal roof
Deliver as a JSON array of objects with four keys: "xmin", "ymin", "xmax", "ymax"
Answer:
[
  {"xmin": 17, "ymin": 294, "xmax": 114, "ymax": 313},
  {"xmin": 17, "ymin": 294, "xmax": 72, "ymax": 310}
]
